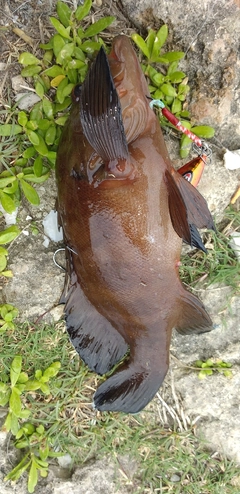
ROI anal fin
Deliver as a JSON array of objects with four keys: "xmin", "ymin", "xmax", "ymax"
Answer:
[{"xmin": 64, "ymin": 272, "xmax": 128, "ymax": 375}]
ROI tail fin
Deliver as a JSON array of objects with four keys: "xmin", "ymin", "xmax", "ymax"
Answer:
[
  {"xmin": 175, "ymin": 287, "xmax": 213, "ymax": 335},
  {"xmin": 94, "ymin": 359, "xmax": 168, "ymax": 414}
]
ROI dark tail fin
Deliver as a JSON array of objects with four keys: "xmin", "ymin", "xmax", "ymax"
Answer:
[{"xmin": 94, "ymin": 358, "xmax": 168, "ymax": 414}]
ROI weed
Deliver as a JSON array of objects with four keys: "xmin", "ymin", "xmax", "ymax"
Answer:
[{"xmin": 0, "ymin": 323, "xmax": 239, "ymax": 493}]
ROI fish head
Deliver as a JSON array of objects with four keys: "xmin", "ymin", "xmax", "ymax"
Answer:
[{"xmin": 108, "ymin": 35, "xmax": 155, "ymax": 143}]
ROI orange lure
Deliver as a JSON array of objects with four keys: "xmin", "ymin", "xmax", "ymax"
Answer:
[{"xmin": 56, "ymin": 36, "xmax": 215, "ymax": 413}]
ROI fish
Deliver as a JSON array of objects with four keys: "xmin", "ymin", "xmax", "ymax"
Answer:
[{"xmin": 56, "ymin": 35, "xmax": 215, "ymax": 414}]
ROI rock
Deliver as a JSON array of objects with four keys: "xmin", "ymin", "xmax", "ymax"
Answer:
[
  {"xmin": 15, "ymin": 92, "xmax": 41, "ymax": 111},
  {"xmin": 170, "ymin": 286, "xmax": 240, "ymax": 462},
  {"xmin": 121, "ymin": 0, "xmax": 240, "ymax": 150},
  {"xmin": 52, "ymin": 458, "xmax": 130, "ymax": 494}
]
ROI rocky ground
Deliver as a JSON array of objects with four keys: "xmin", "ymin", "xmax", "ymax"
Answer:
[{"xmin": 0, "ymin": 0, "xmax": 240, "ymax": 493}]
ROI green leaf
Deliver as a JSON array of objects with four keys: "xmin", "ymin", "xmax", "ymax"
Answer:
[
  {"xmin": 0, "ymin": 176, "xmax": 16, "ymax": 188},
  {"xmin": 0, "ymin": 225, "xmax": 20, "ymax": 245},
  {"xmin": 20, "ymin": 179, "xmax": 40, "ymax": 206},
  {"xmin": 25, "ymin": 380, "xmax": 41, "ymax": 391},
  {"xmin": 19, "ymin": 52, "xmax": 41, "ymax": 65},
  {"xmin": 3, "ymin": 180, "xmax": 18, "ymax": 195},
  {"xmin": 42, "ymin": 97, "xmax": 54, "ymax": 119},
  {"xmin": 0, "ymin": 191, "xmax": 16, "ymax": 214},
  {"xmin": 30, "ymin": 101, "xmax": 43, "ymax": 121},
  {"xmin": 9, "ymin": 388, "xmax": 22, "ymax": 416},
  {"xmin": 10, "ymin": 356, "xmax": 22, "ymax": 386},
  {"xmin": 49, "ymin": 17, "xmax": 71, "ymax": 39},
  {"xmin": 74, "ymin": 46, "xmax": 86, "ymax": 62},
  {"xmin": 33, "ymin": 156, "xmax": 43, "ymax": 177},
  {"xmin": 38, "ymin": 118, "xmax": 51, "ymax": 131},
  {"xmin": 171, "ymin": 98, "xmax": 182, "ymax": 114},
  {"xmin": 160, "ymin": 83, "xmax": 177, "ymax": 97},
  {"xmin": 18, "ymin": 111, "xmax": 28, "ymax": 127},
  {"xmin": 46, "ymin": 151, "xmax": 57, "ymax": 165},
  {"xmin": 152, "ymin": 73, "xmax": 165, "ymax": 86},
  {"xmin": 26, "ymin": 130, "xmax": 40, "ymax": 146},
  {"xmin": 168, "ymin": 71, "xmax": 186, "ymax": 83},
  {"xmin": 56, "ymin": 1, "xmax": 71, "ymax": 27},
  {"xmin": 67, "ymin": 59, "xmax": 85, "ymax": 70},
  {"xmin": 53, "ymin": 34, "xmax": 66, "ymax": 58},
  {"xmin": 191, "ymin": 126, "xmax": 215, "ymax": 139},
  {"xmin": 75, "ymin": 0, "xmax": 92, "ymax": 21},
  {"xmin": 131, "ymin": 34, "xmax": 150, "ymax": 59},
  {"xmin": 145, "ymin": 29, "xmax": 156, "ymax": 54},
  {"xmin": 56, "ymin": 76, "xmax": 69, "ymax": 104},
  {"xmin": 28, "ymin": 461, "xmax": 38, "ymax": 494},
  {"xmin": 34, "ymin": 135, "xmax": 49, "ymax": 156},
  {"xmin": 0, "ymin": 124, "xmax": 23, "ymax": 136},
  {"xmin": 55, "ymin": 115, "xmax": 68, "ymax": 126},
  {"xmin": 158, "ymin": 51, "xmax": 184, "ymax": 63},
  {"xmin": 56, "ymin": 42, "xmax": 75, "ymax": 64},
  {"xmin": 43, "ymin": 65, "xmax": 65, "ymax": 77},
  {"xmin": 0, "ymin": 254, "xmax": 7, "ymax": 271},
  {"xmin": 0, "ymin": 247, "xmax": 8, "ymax": 257},
  {"xmin": 40, "ymin": 382, "xmax": 50, "ymax": 394},
  {"xmin": 45, "ymin": 125, "xmax": 56, "ymax": 146},
  {"xmin": 180, "ymin": 134, "xmax": 192, "ymax": 159},
  {"xmin": 17, "ymin": 372, "xmax": 29, "ymax": 384},
  {"xmin": 84, "ymin": 16, "xmax": 115, "ymax": 37},
  {"xmin": 21, "ymin": 65, "xmax": 42, "ymax": 77},
  {"xmin": 167, "ymin": 61, "xmax": 179, "ymax": 75},
  {"xmin": 23, "ymin": 146, "xmax": 36, "ymax": 159},
  {"xmin": 150, "ymin": 25, "xmax": 168, "ymax": 62},
  {"xmin": 80, "ymin": 40, "xmax": 101, "ymax": 54},
  {"xmin": 35, "ymin": 81, "xmax": 45, "ymax": 98}
]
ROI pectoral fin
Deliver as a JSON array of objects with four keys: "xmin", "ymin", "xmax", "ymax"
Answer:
[
  {"xmin": 80, "ymin": 46, "xmax": 129, "ymax": 164},
  {"xmin": 165, "ymin": 169, "xmax": 215, "ymax": 252}
]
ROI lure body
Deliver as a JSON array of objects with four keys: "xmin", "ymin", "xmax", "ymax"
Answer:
[{"xmin": 56, "ymin": 36, "xmax": 214, "ymax": 413}]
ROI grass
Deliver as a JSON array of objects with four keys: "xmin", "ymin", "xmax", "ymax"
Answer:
[
  {"xmin": 1, "ymin": 322, "xmax": 240, "ymax": 493},
  {"xmin": 180, "ymin": 206, "xmax": 240, "ymax": 296}
]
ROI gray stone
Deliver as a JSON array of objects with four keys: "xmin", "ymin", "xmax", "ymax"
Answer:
[
  {"xmin": 121, "ymin": 0, "xmax": 240, "ymax": 150},
  {"xmin": 170, "ymin": 286, "xmax": 240, "ymax": 462}
]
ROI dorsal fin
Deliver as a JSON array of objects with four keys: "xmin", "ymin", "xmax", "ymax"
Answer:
[{"xmin": 80, "ymin": 46, "xmax": 129, "ymax": 163}]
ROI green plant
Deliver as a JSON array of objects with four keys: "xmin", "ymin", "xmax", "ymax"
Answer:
[
  {"xmin": 132, "ymin": 26, "xmax": 215, "ymax": 157},
  {"xmin": 0, "ymin": 356, "xmax": 61, "ymax": 434},
  {"xmin": 0, "ymin": 0, "xmax": 115, "ymax": 213},
  {"xmin": 0, "ymin": 304, "xmax": 19, "ymax": 332},
  {"xmin": 5, "ymin": 423, "xmax": 61, "ymax": 493},
  {"xmin": 0, "ymin": 355, "xmax": 61, "ymax": 492},
  {"xmin": 194, "ymin": 358, "xmax": 233, "ymax": 379}
]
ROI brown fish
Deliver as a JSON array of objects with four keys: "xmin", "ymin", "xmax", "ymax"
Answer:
[{"xmin": 56, "ymin": 35, "xmax": 215, "ymax": 414}]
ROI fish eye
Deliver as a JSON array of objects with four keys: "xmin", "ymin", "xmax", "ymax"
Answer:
[{"xmin": 72, "ymin": 84, "xmax": 81, "ymax": 102}]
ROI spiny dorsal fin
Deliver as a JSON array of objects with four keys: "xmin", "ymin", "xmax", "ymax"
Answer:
[{"xmin": 80, "ymin": 46, "xmax": 129, "ymax": 163}]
